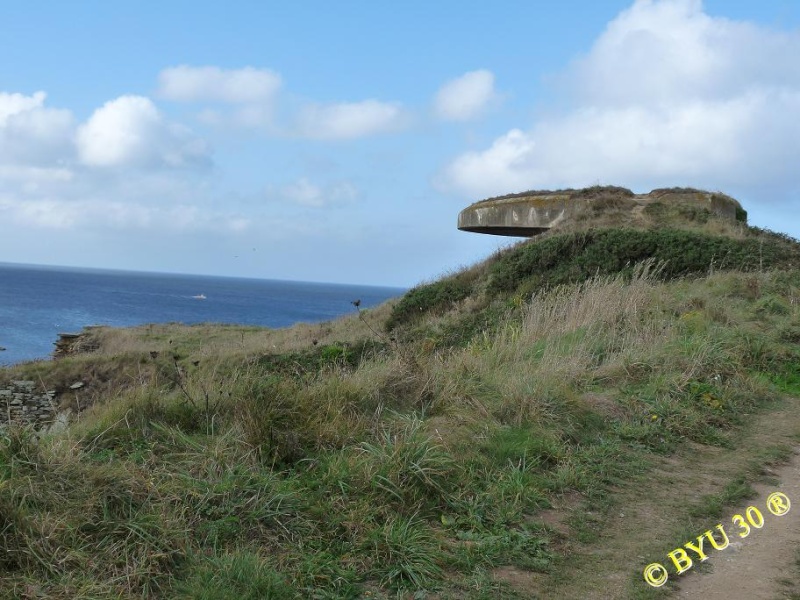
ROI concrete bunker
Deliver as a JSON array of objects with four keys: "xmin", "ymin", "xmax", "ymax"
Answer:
[{"xmin": 457, "ymin": 186, "xmax": 746, "ymax": 237}]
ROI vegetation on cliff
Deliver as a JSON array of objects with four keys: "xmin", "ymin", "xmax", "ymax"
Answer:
[{"xmin": 2, "ymin": 208, "xmax": 800, "ymax": 598}]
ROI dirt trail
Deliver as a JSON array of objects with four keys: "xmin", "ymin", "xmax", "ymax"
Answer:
[
  {"xmin": 534, "ymin": 400, "xmax": 800, "ymax": 599},
  {"xmin": 674, "ymin": 450, "xmax": 800, "ymax": 599}
]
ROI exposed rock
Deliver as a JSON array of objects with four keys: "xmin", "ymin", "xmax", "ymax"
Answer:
[
  {"xmin": 45, "ymin": 409, "xmax": 72, "ymax": 434},
  {"xmin": 53, "ymin": 332, "xmax": 84, "ymax": 358},
  {"xmin": 53, "ymin": 330, "xmax": 99, "ymax": 359},
  {"xmin": 0, "ymin": 380, "xmax": 57, "ymax": 429}
]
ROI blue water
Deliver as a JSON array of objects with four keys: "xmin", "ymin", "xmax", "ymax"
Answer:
[{"xmin": 0, "ymin": 263, "xmax": 405, "ymax": 366}]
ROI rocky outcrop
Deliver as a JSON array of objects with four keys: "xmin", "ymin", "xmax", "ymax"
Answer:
[{"xmin": 53, "ymin": 331, "xmax": 98, "ymax": 359}]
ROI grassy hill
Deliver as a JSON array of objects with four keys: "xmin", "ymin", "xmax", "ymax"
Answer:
[{"xmin": 2, "ymin": 201, "xmax": 800, "ymax": 599}]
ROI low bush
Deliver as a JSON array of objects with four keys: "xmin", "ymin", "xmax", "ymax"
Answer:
[
  {"xmin": 489, "ymin": 227, "xmax": 800, "ymax": 294},
  {"xmin": 387, "ymin": 276, "xmax": 473, "ymax": 330}
]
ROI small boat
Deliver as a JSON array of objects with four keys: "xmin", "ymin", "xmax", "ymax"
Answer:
[{"xmin": 192, "ymin": 294, "xmax": 207, "ymax": 300}]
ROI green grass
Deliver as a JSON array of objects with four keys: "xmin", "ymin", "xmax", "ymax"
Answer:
[
  {"xmin": 688, "ymin": 475, "xmax": 757, "ymax": 520},
  {"xmin": 2, "ymin": 224, "xmax": 800, "ymax": 598},
  {"xmin": 173, "ymin": 551, "xmax": 295, "ymax": 600}
]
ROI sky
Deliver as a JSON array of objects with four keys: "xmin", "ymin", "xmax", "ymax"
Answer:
[{"xmin": 1, "ymin": 0, "xmax": 799, "ymax": 287}]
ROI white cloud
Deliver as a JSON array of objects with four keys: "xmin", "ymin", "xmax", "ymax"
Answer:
[
  {"xmin": 434, "ymin": 69, "xmax": 497, "ymax": 121},
  {"xmin": 196, "ymin": 104, "xmax": 277, "ymax": 128},
  {"xmin": 0, "ymin": 195, "xmax": 250, "ymax": 232},
  {"xmin": 0, "ymin": 165, "xmax": 74, "ymax": 198},
  {"xmin": 441, "ymin": 0, "xmax": 800, "ymax": 200},
  {"xmin": 278, "ymin": 178, "xmax": 359, "ymax": 208},
  {"xmin": 158, "ymin": 65, "xmax": 282, "ymax": 104},
  {"xmin": 296, "ymin": 100, "xmax": 405, "ymax": 140},
  {"xmin": 0, "ymin": 89, "xmax": 244, "ymax": 242},
  {"xmin": 281, "ymin": 178, "xmax": 324, "ymax": 207},
  {"xmin": 571, "ymin": 0, "xmax": 800, "ymax": 106},
  {"xmin": 76, "ymin": 95, "xmax": 210, "ymax": 168},
  {"xmin": 0, "ymin": 165, "xmax": 73, "ymax": 183},
  {"xmin": 0, "ymin": 197, "xmax": 73, "ymax": 228},
  {"xmin": 0, "ymin": 91, "xmax": 46, "ymax": 124},
  {"xmin": 157, "ymin": 65, "xmax": 409, "ymax": 137},
  {"xmin": 441, "ymin": 129, "xmax": 538, "ymax": 196},
  {"xmin": 0, "ymin": 91, "xmax": 74, "ymax": 166}
]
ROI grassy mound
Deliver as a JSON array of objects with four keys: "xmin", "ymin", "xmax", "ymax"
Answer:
[
  {"xmin": 2, "ymin": 223, "xmax": 800, "ymax": 598},
  {"xmin": 387, "ymin": 226, "xmax": 799, "ymax": 341}
]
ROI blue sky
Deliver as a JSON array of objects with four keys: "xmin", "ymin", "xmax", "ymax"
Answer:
[{"xmin": 1, "ymin": 0, "xmax": 799, "ymax": 287}]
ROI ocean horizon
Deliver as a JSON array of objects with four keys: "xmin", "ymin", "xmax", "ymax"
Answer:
[{"xmin": 0, "ymin": 262, "xmax": 405, "ymax": 366}]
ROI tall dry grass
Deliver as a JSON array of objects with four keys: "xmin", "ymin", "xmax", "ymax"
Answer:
[
  {"xmin": 80, "ymin": 299, "xmax": 399, "ymax": 360},
  {"xmin": 419, "ymin": 262, "xmax": 670, "ymax": 424}
]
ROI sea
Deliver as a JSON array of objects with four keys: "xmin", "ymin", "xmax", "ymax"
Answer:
[{"xmin": 0, "ymin": 263, "xmax": 406, "ymax": 366}]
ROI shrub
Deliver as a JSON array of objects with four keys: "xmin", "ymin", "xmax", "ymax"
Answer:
[
  {"xmin": 387, "ymin": 276, "xmax": 473, "ymax": 330},
  {"xmin": 488, "ymin": 228, "xmax": 800, "ymax": 295},
  {"xmin": 255, "ymin": 339, "xmax": 386, "ymax": 378},
  {"xmin": 735, "ymin": 205, "xmax": 748, "ymax": 222}
]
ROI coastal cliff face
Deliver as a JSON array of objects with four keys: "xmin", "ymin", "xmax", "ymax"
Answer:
[{"xmin": 0, "ymin": 380, "xmax": 56, "ymax": 428}]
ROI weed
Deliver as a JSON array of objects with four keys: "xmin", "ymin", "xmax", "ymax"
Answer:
[
  {"xmin": 689, "ymin": 475, "xmax": 756, "ymax": 519},
  {"xmin": 366, "ymin": 514, "xmax": 442, "ymax": 590},
  {"xmin": 452, "ymin": 526, "xmax": 553, "ymax": 571},
  {"xmin": 173, "ymin": 551, "xmax": 294, "ymax": 600},
  {"xmin": 482, "ymin": 426, "xmax": 565, "ymax": 470},
  {"xmin": 358, "ymin": 418, "xmax": 456, "ymax": 512}
]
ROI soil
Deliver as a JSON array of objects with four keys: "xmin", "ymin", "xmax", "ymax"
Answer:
[
  {"xmin": 674, "ymin": 450, "xmax": 800, "ymax": 599},
  {"xmin": 523, "ymin": 399, "xmax": 800, "ymax": 599}
]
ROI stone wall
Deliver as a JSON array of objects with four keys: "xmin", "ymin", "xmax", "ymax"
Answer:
[{"xmin": 0, "ymin": 380, "xmax": 56, "ymax": 428}]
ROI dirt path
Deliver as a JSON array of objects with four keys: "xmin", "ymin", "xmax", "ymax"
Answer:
[
  {"xmin": 673, "ymin": 450, "xmax": 800, "ymax": 599},
  {"xmin": 533, "ymin": 399, "xmax": 800, "ymax": 599}
]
